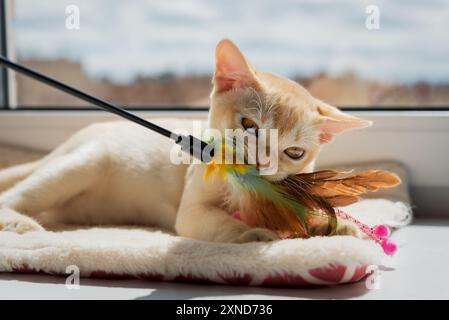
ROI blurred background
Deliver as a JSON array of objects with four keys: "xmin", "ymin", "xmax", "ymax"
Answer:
[{"xmin": 6, "ymin": 0, "xmax": 449, "ymax": 108}]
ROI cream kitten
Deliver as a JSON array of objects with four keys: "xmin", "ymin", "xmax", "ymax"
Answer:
[{"xmin": 0, "ymin": 40, "xmax": 370, "ymax": 242}]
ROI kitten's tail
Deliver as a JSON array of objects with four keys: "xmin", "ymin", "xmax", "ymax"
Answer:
[{"xmin": 0, "ymin": 160, "xmax": 41, "ymax": 192}]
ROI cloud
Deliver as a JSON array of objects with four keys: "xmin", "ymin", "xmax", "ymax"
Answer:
[{"xmin": 12, "ymin": 0, "xmax": 449, "ymax": 83}]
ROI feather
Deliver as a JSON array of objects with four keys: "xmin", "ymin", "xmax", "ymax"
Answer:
[
  {"xmin": 293, "ymin": 169, "xmax": 401, "ymax": 199},
  {"xmin": 205, "ymin": 141, "xmax": 401, "ymax": 238},
  {"xmin": 274, "ymin": 169, "xmax": 400, "ymax": 236},
  {"xmin": 326, "ymin": 195, "xmax": 361, "ymax": 207},
  {"xmin": 225, "ymin": 165, "xmax": 313, "ymax": 236}
]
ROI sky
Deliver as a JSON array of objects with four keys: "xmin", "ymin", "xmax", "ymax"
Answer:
[{"xmin": 11, "ymin": 0, "xmax": 449, "ymax": 84}]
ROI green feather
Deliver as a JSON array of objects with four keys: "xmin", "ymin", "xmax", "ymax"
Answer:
[
  {"xmin": 225, "ymin": 165, "xmax": 312, "ymax": 232},
  {"xmin": 208, "ymin": 139, "xmax": 337, "ymax": 235}
]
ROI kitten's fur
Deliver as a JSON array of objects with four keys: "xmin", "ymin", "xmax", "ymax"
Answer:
[{"xmin": 0, "ymin": 40, "xmax": 370, "ymax": 242}]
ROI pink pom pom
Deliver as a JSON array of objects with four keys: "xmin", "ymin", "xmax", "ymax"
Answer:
[
  {"xmin": 374, "ymin": 225, "xmax": 390, "ymax": 239},
  {"xmin": 381, "ymin": 239, "xmax": 397, "ymax": 256}
]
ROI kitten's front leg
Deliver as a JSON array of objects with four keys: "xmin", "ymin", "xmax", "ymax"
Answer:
[
  {"xmin": 233, "ymin": 226, "xmax": 280, "ymax": 243},
  {"xmin": 175, "ymin": 166, "xmax": 278, "ymax": 243},
  {"xmin": 176, "ymin": 202, "xmax": 278, "ymax": 243}
]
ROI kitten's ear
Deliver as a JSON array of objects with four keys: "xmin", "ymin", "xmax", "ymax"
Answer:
[
  {"xmin": 214, "ymin": 39, "xmax": 257, "ymax": 92},
  {"xmin": 317, "ymin": 100, "xmax": 372, "ymax": 143}
]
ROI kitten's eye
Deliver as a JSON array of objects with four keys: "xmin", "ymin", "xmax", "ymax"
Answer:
[
  {"xmin": 241, "ymin": 118, "xmax": 258, "ymax": 134},
  {"xmin": 284, "ymin": 147, "xmax": 306, "ymax": 160}
]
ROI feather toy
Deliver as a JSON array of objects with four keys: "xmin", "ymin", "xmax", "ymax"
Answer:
[{"xmin": 205, "ymin": 142, "xmax": 401, "ymax": 255}]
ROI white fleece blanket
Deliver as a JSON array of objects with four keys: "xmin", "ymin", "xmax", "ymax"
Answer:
[{"xmin": 0, "ymin": 154, "xmax": 412, "ymax": 287}]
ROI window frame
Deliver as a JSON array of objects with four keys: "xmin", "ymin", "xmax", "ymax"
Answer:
[
  {"xmin": 0, "ymin": 0, "xmax": 9, "ymax": 109},
  {"xmin": 1, "ymin": 0, "xmax": 449, "ymax": 112}
]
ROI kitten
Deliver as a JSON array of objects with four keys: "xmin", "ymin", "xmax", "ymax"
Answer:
[{"xmin": 0, "ymin": 40, "xmax": 370, "ymax": 242}]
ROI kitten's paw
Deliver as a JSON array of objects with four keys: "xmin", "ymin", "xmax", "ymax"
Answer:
[
  {"xmin": 232, "ymin": 228, "xmax": 279, "ymax": 243},
  {"xmin": 336, "ymin": 219, "xmax": 361, "ymax": 238},
  {"xmin": 0, "ymin": 209, "xmax": 44, "ymax": 234}
]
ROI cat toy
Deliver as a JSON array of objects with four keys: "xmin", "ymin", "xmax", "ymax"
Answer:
[
  {"xmin": 0, "ymin": 56, "xmax": 399, "ymax": 255},
  {"xmin": 205, "ymin": 145, "xmax": 400, "ymax": 255},
  {"xmin": 0, "ymin": 56, "xmax": 214, "ymax": 163}
]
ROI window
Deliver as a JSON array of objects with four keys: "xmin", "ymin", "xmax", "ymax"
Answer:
[
  {"xmin": 0, "ymin": 1, "xmax": 9, "ymax": 107},
  {"xmin": 2, "ymin": 0, "xmax": 449, "ymax": 109}
]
